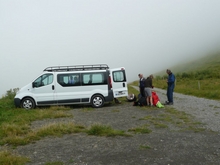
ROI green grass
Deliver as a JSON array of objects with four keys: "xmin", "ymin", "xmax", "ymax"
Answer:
[
  {"xmin": 1, "ymin": 122, "xmax": 85, "ymax": 147},
  {"xmin": 154, "ymin": 78, "xmax": 220, "ymax": 100},
  {"xmin": 81, "ymin": 107, "xmax": 95, "ymax": 112},
  {"xmin": 139, "ymin": 145, "xmax": 151, "ymax": 150},
  {"xmin": 0, "ymin": 107, "xmax": 73, "ymax": 145},
  {"xmin": 128, "ymin": 125, "xmax": 152, "ymax": 134},
  {"xmin": 0, "ymin": 150, "xmax": 30, "ymax": 165},
  {"xmin": 127, "ymin": 85, "xmax": 139, "ymax": 95},
  {"xmin": 86, "ymin": 124, "xmax": 130, "ymax": 137}
]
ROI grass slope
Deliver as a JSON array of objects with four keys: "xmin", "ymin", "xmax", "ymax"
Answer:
[
  {"xmin": 130, "ymin": 52, "xmax": 220, "ymax": 100},
  {"xmin": 156, "ymin": 52, "xmax": 220, "ymax": 77}
]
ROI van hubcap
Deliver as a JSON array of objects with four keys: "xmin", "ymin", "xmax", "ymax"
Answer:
[
  {"xmin": 23, "ymin": 100, "xmax": 32, "ymax": 109},
  {"xmin": 93, "ymin": 97, "xmax": 102, "ymax": 106}
]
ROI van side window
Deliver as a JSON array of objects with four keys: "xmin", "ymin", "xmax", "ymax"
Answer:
[
  {"xmin": 82, "ymin": 72, "xmax": 107, "ymax": 85},
  {"xmin": 112, "ymin": 70, "xmax": 126, "ymax": 82},
  {"xmin": 33, "ymin": 74, "xmax": 53, "ymax": 87},
  {"xmin": 57, "ymin": 74, "xmax": 80, "ymax": 87}
]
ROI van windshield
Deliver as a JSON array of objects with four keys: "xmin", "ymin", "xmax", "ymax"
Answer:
[{"xmin": 33, "ymin": 74, "xmax": 53, "ymax": 87}]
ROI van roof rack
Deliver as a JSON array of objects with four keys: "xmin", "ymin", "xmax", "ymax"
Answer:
[{"xmin": 44, "ymin": 64, "xmax": 109, "ymax": 72}]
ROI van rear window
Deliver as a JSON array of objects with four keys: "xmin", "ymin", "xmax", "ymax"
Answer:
[{"xmin": 112, "ymin": 70, "xmax": 126, "ymax": 82}]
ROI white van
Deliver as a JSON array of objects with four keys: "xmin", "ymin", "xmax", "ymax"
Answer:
[{"xmin": 14, "ymin": 64, "xmax": 128, "ymax": 109}]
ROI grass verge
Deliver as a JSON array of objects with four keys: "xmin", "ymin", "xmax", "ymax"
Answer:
[{"xmin": 0, "ymin": 150, "xmax": 30, "ymax": 165}]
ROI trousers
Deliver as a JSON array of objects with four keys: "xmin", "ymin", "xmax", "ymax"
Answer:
[{"xmin": 167, "ymin": 84, "xmax": 174, "ymax": 103}]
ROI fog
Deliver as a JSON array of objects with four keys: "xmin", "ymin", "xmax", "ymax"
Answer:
[{"xmin": 1, "ymin": 0, "xmax": 220, "ymax": 97}]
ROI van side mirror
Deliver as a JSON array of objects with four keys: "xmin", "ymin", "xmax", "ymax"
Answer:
[{"xmin": 32, "ymin": 82, "xmax": 37, "ymax": 88}]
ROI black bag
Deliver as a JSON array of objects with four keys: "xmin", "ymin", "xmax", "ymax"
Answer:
[{"xmin": 133, "ymin": 94, "xmax": 147, "ymax": 106}]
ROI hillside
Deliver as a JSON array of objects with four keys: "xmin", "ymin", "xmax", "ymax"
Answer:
[
  {"xmin": 155, "ymin": 52, "xmax": 220, "ymax": 77},
  {"xmin": 130, "ymin": 52, "xmax": 220, "ymax": 100}
]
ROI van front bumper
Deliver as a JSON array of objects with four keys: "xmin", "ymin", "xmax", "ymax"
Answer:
[{"xmin": 14, "ymin": 98, "xmax": 21, "ymax": 108}]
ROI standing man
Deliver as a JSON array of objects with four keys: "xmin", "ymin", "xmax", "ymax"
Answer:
[
  {"xmin": 166, "ymin": 69, "xmax": 175, "ymax": 105},
  {"xmin": 138, "ymin": 74, "xmax": 145, "ymax": 97}
]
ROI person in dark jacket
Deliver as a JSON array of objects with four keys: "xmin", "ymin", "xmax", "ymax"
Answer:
[
  {"xmin": 166, "ymin": 69, "xmax": 175, "ymax": 105},
  {"xmin": 144, "ymin": 74, "xmax": 154, "ymax": 106},
  {"xmin": 138, "ymin": 74, "xmax": 145, "ymax": 97}
]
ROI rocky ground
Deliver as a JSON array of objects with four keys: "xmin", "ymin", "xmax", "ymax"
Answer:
[{"xmin": 15, "ymin": 87, "xmax": 220, "ymax": 165}]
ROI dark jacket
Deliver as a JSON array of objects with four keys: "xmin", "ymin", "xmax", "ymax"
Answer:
[
  {"xmin": 145, "ymin": 77, "xmax": 153, "ymax": 88},
  {"xmin": 139, "ymin": 78, "xmax": 146, "ymax": 88},
  {"xmin": 167, "ymin": 73, "xmax": 175, "ymax": 87}
]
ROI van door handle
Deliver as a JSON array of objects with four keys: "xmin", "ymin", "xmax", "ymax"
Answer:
[
  {"xmin": 123, "ymin": 83, "xmax": 125, "ymax": 87},
  {"xmin": 52, "ymin": 85, "xmax": 55, "ymax": 90}
]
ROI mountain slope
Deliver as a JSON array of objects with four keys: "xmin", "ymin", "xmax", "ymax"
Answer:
[{"xmin": 156, "ymin": 52, "xmax": 220, "ymax": 77}]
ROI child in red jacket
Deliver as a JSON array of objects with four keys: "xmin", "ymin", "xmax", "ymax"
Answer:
[{"xmin": 152, "ymin": 91, "xmax": 164, "ymax": 108}]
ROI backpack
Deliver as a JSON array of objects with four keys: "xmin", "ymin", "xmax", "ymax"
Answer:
[{"xmin": 133, "ymin": 94, "xmax": 147, "ymax": 106}]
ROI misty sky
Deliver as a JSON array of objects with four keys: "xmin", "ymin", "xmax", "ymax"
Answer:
[{"xmin": 1, "ymin": 0, "xmax": 220, "ymax": 97}]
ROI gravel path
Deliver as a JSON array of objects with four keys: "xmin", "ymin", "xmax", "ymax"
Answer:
[
  {"xmin": 148, "ymin": 87, "xmax": 220, "ymax": 132},
  {"xmin": 14, "ymin": 86, "xmax": 220, "ymax": 165}
]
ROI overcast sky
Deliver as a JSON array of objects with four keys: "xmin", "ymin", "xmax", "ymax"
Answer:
[{"xmin": 1, "ymin": 0, "xmax": 220, "ymax": 97}]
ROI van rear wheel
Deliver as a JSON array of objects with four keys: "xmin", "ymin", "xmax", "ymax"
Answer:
[
  {"xmin": 91, "ymin": 95, "xmax": 104, "ymax": 108},
  {"xmin": 21, "ymin": 98, "xmax": 36, "ymax": 110}
]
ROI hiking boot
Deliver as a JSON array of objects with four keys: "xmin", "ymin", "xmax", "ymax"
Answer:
[
  {"xmin": 114, "ymin": 98, "xmax": 121, "ymax": 104},
  {"xmin": 168, "ymin": 102, "xmax": 173, "ymax": 105}
]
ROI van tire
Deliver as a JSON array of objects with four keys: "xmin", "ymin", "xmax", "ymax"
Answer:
[
  {"xmin": 21, "ymin": 98, "xmax": 36, "ymax": 110},
  {"xmin": 91, "ymin": 95, "xmax": 104, "ymax": 108}
]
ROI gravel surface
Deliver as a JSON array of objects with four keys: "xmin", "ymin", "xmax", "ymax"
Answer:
[
  {"xmin": 15, "ymin": 86, "xmax": 220, "ymax": 165},
  {"xmin": 152, "ymin": 87, "xmax": 220, "ymax": 132}
]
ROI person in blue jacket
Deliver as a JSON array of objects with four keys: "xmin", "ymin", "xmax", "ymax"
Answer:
[{"xmin": 166, "ymin": 69, "xmax": 175, "ymax": 105}]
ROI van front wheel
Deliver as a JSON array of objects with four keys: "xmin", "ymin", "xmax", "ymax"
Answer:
[
  {"xmin": 91, "ymin": 95, "xmax": 104, "ymax": 108},
  {"xmin": 21, "ymin": 98, "xmax": 36, "ymax": 110}
]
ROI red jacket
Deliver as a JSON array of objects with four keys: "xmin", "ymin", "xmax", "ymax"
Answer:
[{"xmin": 152, "ymin": 91, "xmax": 159, "ymax": 106}]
